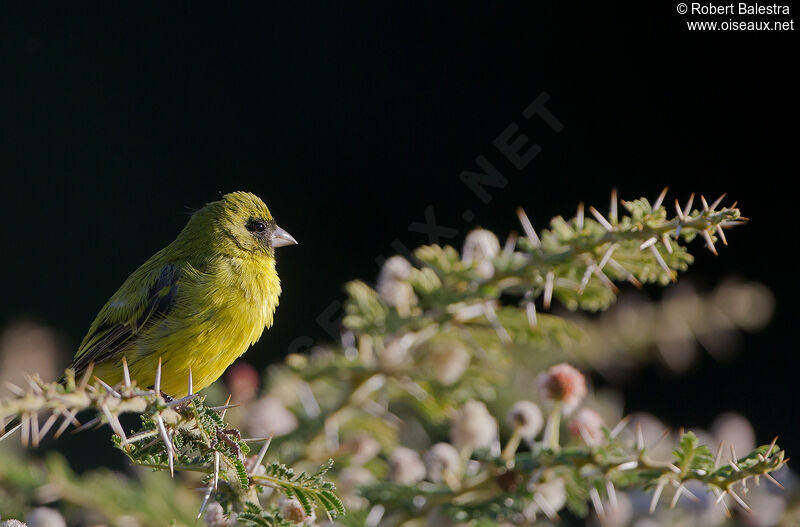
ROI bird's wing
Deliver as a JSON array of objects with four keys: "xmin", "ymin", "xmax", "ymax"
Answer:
[{"xmin": 71, "ymin": 261, "xmax": 182, "ymax": 374}]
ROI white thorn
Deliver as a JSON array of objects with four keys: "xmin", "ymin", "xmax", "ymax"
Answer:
[
  {"xmin": 635, "ymin": 423, "xmax": 644, "ymax": 451},
  {"xmin": 715, "ymin": 225, "xmax": 728, "ymax": 246},
  {"xmin": 154, "ymin": 357, "xmax": 162, "ymax": 396},
  {"xmin": 710, "ymin": 193, "xmax": 726, "ymax": 211},
  {"xmin": 578, "ymin": 265, "xmax": 594, "ymax": 295},
  {"xmin": 54, "ymin": 409, "xmax": 79, "ymax": 438},
  {"xmin": 38, "ymin": 413, "xmax": 59, "ymax": 441},
  {"xmin": 589, "ymin": 487, "xmax": 605, "ymax": 518},
  {"xmin": 616, "ymin": 461, "xmax": 638, "ymax": 471},
  {"xmin": 667, "ymin": 463, "xmax": 681, "ymax": 474},
  {"xmin": 5, "ymin": 382, "xmax": 25, "ymax": 396},
  {"xmin": 187, "ymin": 367, "xmax": 193, "ymax": 396},
  {"xmin": 650, "ymin": 479, "xmax": 666, "ymax": 513},
  {"xmin": 155, "ymin": 414, "xmax": 174, "ymax": 477},
  {"xmin": 534, "ymin": 493, "xmax": 559, "ymax": 521},
  {"xmin": 503, "ymin": 231, "xmax": 518, "ymax": 255},
  {"xmin": 649, "ymin": 428, "xmax": 670, "ymax": 451},
  {"xmin": 730, "ymin": 444, "xmax": 739, "ymax": 466},
  {"xmin": 702, "ymin": 230, "xmax": 718, "ymax": 255},
  {"xmin": 727, "ymin": 488, "xmax": 751, "ymax": 512},
  {"xmin": 516, "ymin": 207, "xmax": 541, "ymax": 248},
  {"xmin": 661, "ymin": 234, "xmax": 673, "ymax": 254},
  {"xmin": 649, "ymin": 244, "xmax": 675, "ymax": 282},
  {"xmin": 639, "ymin": 237, "xmax": 658, "ymax": 250},
  {"xmin": 213, "ymin": 451, "xmax": 220, "ymax": 491},
  {"xmin": 250, "ymin": 436, "xmax": 273, "ymax": 476},
  {"xmin": 609, "ymin": 188, "xmax": 618, "ymax": 224},
  {"xmin": 102, "ymin": 405, "xmax": 127, "ymax": 444},
  {"xmin": 543, "ymin": 270, "xmax": 554, "ymax": 310},
  {"xmin": 526, "ymin": 302, "xmax": 537, "ymax": 328},
  {"xmin": 483, "ymin": 303, "xmax": 511, "ymax": 345},
  {"xmin": 589, "ymin": 206, "xmax": 613, "ymax": 231},
  {"xmin": 197, "ymin": 481, "xmax": 214, "ymax": 520},
  {"xmin": 674, "ymin": 199, "xmax": 685, "ymax": 221},
  {"xmin": 670, "ymin": 484, "xmax": 684, "ymax": 508},
  {"xmin": 653, "ymin": 187, "xmax": 668, "ymax": 210},
  {"xmin": 122, "ymin": 357, "xmax": 131, "ymax": 388},
  {"xmin": 95, "ymin": 378, "xmax": 122, "ymax": 398},
  {"xmin": 610, "ymin": 416, "xmax": 630, "ymax": 438},
  {"xmin": 765, "ymin": 436, "xmax": 778, "ymax": 459},
  {"xmin": 576, "ymin": 202, "xmax": 585, "ymax": 230},
  {"xmin": 715, "ymin": 440, "xmax": 725, "ymax": 469},
  {"xmin": 607, "ymin": 258, "xmax": 641, "ymax": 288},
  {"xmin": 606, "ymin": 480, "xmax": 618, "ymax": 510},
  {"xmin": 701, "ymin": 195, "xmax": 709, "ymax": 211},
  {"xmin": 764, "ymin": 473, "xmax": 784, "ymax": 489},
  {"xmin": 683, "ymin": 193, "xmax": 695, "ymax": 218},
  {"xmin": 598, "ymin": 244, "xmax": 617, "ymax": 270}
]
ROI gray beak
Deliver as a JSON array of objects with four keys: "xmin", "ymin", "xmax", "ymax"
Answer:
[{"xmin": 271, "ymin": 225, "xmax": 298, "ymax": 248}]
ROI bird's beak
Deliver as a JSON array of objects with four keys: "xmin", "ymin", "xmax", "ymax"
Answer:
[{"xmin": 271, "ymin": 225, "xmax": 298, "ymax": 248}]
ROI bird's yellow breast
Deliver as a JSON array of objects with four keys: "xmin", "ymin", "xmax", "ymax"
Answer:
[{"xmin": 93, "ymin": 255, "xmax": 281, "ymax": 396}]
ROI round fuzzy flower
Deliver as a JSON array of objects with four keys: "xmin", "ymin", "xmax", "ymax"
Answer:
[
  {"xmin": 245, "ymin": 396, "xmax": 298, "ymax": 439},
  {"xmin": 0, "ymin": 521, "xmax": 28, "ymax": 527},
  {"xmin": 388, "ymin": 446, "xmax": 427, "ymax": 485},
  {"xmin": 568, "ymin": 407, "xmax": 605, "ymax": 445},
  {"xmin": 537, "ymin": 363, "xmax": 587, "ymax": 414},
  {"xmin": 450, "ymin": 400, "xmax": 498, "ymax": 452},
  {"xmin": 24, "ymin": 509, "xmax": 65, "ymax": 527},
  {"xmin": 506, "ymin": 401, "xmax": 544, "ymax": 440},
  {"xmin": 462, "ymin": 228, "xmax": 501, "ymax": 279},
  {"xmin": 377, "ymin": 256, "xmax": 417, "ymax": 316},
  {"xmin": 424, "ymin": 442, "xmax": 462, "ymax": 485},
  {"xmin": 279, "ymin": 496, "xmax": 314, "ymax": 525},
  {"xmin": 427, "ymin": 340, "xmax": 471, "ymax": 386}
]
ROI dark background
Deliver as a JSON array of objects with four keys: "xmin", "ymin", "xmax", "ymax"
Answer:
[{"xmin": 1, "ymin": 3, "xmax": 796, "ymax": 469}]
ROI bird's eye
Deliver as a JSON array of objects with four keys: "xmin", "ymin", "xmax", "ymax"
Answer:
[{"xmin": 247, "ymin": 220, "xmax": 267, "ymax": 233}]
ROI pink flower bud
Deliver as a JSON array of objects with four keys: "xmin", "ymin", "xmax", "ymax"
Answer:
[{"xmin": 537, "ymin": 363, "xmax": 587, "ymax": 414}]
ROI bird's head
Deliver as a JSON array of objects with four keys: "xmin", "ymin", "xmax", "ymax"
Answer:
[{"xmin": 181, "ymin": 191, "xmax": 298, "ymax": 257}]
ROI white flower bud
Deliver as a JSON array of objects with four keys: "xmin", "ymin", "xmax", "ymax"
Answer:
[
  {"xmin": 279, "ymin": 496, "xmax": 314, "ymax": 525},
  {"xmin": 0, "ymin": 521, "xmax": 28, "ymax": 527},
  {"xmin": 506, "ymin": 401, "xmax": 544, "ymax": 440},
  {"xmin": 568, "ymin": 407, "xmax": 605, "ymax": 445},
  {"xmin": 462, "ymin": 228, "xmax": 500, "ymax": 279},
  {"xmin": 24, "ymin": 509, "xmax": 65, "ymax": 527},
  {"xmin": 427, "ymin": 340, "xmax": 471, "ymax": 386},
  {"xmin": 537, "ymin": 363, "xmax": 587, "ymax": 414},
  {"xmin": 450, "ymin": 400, "xmax": 498, "ymax": 452},
  {"xmin": 377, "ymin": 256, "xmax": 417, "ymax": 316},
  {"xmin": 388, "ymin": 446, "xmax": 427, "ymax": 485},
  {"xmin": 245, "ymin": 396, "xmax": 298, "ymax": 438},
  {"xmin": 424, "ymin": 442, "xmax": 462, "ymax": 485}
]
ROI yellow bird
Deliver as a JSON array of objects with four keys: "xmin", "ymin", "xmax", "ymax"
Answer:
[{"xmin": 72, "ymin": 191, "xmax": 297, "ymax": 396}]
